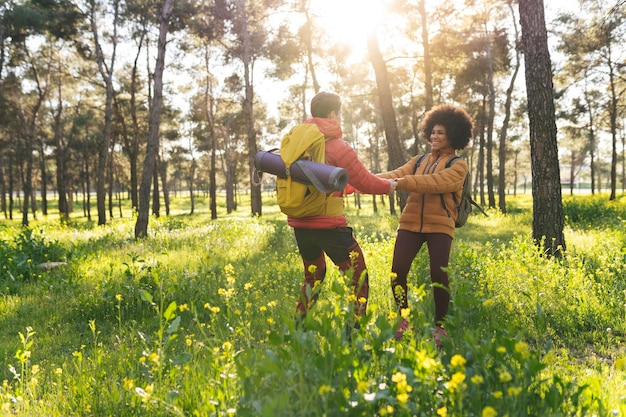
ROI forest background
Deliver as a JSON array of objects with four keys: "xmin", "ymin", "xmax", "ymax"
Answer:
[{"xmin": 0, "ymin": 0, "xmax": 625, "ymax": 238}]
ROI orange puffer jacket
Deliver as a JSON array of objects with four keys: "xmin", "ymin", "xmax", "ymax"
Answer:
[{"xmin": 378, "ymin": 149, "xmax": 467, "ymax": 238}]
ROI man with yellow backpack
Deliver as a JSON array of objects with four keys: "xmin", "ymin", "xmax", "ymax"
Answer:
[{"xmin": 281, "ymin": 92, "xmax": 396, "ymax": 334}]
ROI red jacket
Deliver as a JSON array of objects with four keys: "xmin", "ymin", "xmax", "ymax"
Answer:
[{"xmin": 288, "ymin": 118, "xmax": 391, "ymax": 229}]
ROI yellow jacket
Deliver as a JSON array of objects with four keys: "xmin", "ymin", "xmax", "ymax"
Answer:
[{"xmin": 378, "ymin": 150, "xmax": 468, "ymax": 238}]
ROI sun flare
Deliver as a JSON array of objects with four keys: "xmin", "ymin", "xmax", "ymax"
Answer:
[{"xmin": 312, "ymin": 0, "xmax": 385, "ymax": 54}]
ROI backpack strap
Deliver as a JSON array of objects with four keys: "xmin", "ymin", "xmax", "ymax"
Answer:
[
  {"xmin": 445, "ymin": 155, "xmax": 461, "ymax": 168},
  {"xmin": 292, "ymin": 159, "xmax": 330, "ymax": 193},
  {"xmin": 413, "ymin": 153, "xmax": 429, "ymax": 173}
]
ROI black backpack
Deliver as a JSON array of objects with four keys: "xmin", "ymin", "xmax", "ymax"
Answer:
[{"xmin": 414, "ymin": 154, "xmax": 487, "ymax": 228}]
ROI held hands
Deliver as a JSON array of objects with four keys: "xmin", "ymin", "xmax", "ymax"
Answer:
[{"xmin": 388, "ymin": 179, "xmax": 398, "ymax": 194}]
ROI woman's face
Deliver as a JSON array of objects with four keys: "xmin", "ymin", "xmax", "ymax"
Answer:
[{"xmin": 429, "ymin": 124, "xmax": 453, "ymax": 151}]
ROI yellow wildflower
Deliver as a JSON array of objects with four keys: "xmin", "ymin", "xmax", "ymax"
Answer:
[
  {"xmin": 471, "ymin": 374, "xmax": 484, "ymax": 384},
  {"xmin": 507, "ymin": 386, "xmax": 522, "ymax": 396},
  {"xmin": 392, "ymin": 372, "xmax": 406, "ymax": 383},
  {"xmin": 499, "ymin": 371, "xmax": 512, "ymax": 383},
  {"xmin": 514, "ymin": 341, "xmax": 530, "ymax": 358},
  {"xmin": 436, "ymin": 406, "xmax": 447, "ymax": 417},
  {"xmin": 482, "ymin": 406, "xmax": 498, "ymax": 417},
  {"xmin": 397, "ymin": 393, "xmax": 409, "ymax": 403},
  {"xmin": 357, "ymin": 380, "xmax": 369, "ymax": 393},
  {"xmin": 450, "ymin": 354, "xmax": 466, "ymax": 368},
  {"xmin": 446, "ymin": 372, "xmax": 466, "ymax": 392},
  {"xmin": 318, "ymin": 384, "xmax": 332, "ymax": 395},
  {"xmin": 123, "ymin": 378, "xmax": 135, "ymax": 390}
]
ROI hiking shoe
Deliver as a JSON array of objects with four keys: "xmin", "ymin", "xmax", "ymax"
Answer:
[
  {"xmin": 394, "ymin": 319, "xmax": 412, "ymax": 340},
  {"xmin": 433, "ymin": 326, "xmax": 447, "ymax": 349}
]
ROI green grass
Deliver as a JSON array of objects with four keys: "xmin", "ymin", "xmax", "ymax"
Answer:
[{"xmin": 0, "ymin": 193, "xmax": 625, "ymax": 416}]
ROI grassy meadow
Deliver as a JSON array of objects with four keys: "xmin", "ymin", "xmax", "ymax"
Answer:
[{"xmin": 0, "ymin": 192, "xmax": 625, "ymax": 416}]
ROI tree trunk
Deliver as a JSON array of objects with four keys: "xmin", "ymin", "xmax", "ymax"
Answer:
[
  {"xmin": 302, "ymin": 7, "xmax": 320, "ymax": 94},
  {"xmin": 83, "ymin": 132, "xmax": 92, "ymax": 222},
  {"xmin": 21, "ymin": 133, "xmax": 33, "ymax": 226},
  {"xmin": 201, "ymin": 47, "xmax": 218, "ymax": 220},
  {"xmin": 239, "ymin": 0, "xmax": 262, "ymax": 217},
  {"xmin": 108, "ymin": 143, "xmax": 114, "ymax": 219},
  {"xmin": 38, "ymin": 137, "xmax": 48, "ymax": 216},
  {"xmin": 485, "ymin": 33, "xmax": 496, "ymax": 209},
  {"xmin": 152, "ymin": 161, "xmax": 160, "ymax": 217},
  {"xmin": 367, "ymin": 30, "xmax": 405, "ymax": 213},
  {"xmin": 498, "ymin": 0, "xmax": 521, "ymax": 214},
  {"xmin": 477, "ymin": 104, "xmax": 486, "ymax": 205},
  {"xmin": 519, "ymin": 0, "xmax": 566, "ymax": 257},
  {"xmin": 159, "ymin": 154, "xmax": 170, "ymax": 216},
  {"xmin": 608, "ymin": 58, "xmax": 618, "ymax": 201},
  {"xmin": 90, "ymin": 0, "xmax": 119, "ymax": 226},
  {"xmin": 53, "ymin": 68, "xmax": 69, "ymax": 221},
  {"xmin": 189, "ymin": 159, "xmax": 196, "ymax": 215},
  {"xmin": 135, "ymin": 0, "xmax": 174, "ymax": 238},
  {"xmin": 8, "ymin": 156, "xmax": 14, "ymax": 220},
  {"xmin": 129, "ymin": 32, "xmax": 146, "ymax": 210},
  {"xmin": 584, "ymin": 82, "xmax": 597, "ymax": 195},
  {"xmin": 0, "ymin": 148, "xmax": 6, "ymax": 218}
]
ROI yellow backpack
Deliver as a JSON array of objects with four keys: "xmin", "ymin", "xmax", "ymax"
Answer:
[{"xmin": 276, "ymin": 124, "xmax": 329, "ymax": 217}]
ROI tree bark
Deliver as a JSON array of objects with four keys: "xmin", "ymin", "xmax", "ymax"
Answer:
[
  {"xmin": 367, "ymin": 30, "xmax": 406, "ymax": 213},
  {"xmin": 90, "ymin": 0, "xmax": 119, "ymax": 226},
  {"xmin": 53, "ymin": 66, "xmax": 69, "ymax": 221},
  {"xmin": 498, "ymin": 0, "xmax": 521, "ymax": 214},
  {"xmin": 519, "ymin": 0, "xmax": 566, "ymax": 257},
  {"xmin": 135, "ymin": 0, "xmax": 174, "ymax": 238},
  {"xmin": 202, "ymin": 46, "xmax": 218, "ymax": 220},
  {"xmin": 239, "ymin": 0, "xmax": 262, "ymax": 216}
]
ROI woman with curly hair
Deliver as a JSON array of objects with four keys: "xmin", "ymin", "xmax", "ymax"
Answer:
[{"xmin": 377, "ymin": 104, "xmax": 474, "ymax": 347}]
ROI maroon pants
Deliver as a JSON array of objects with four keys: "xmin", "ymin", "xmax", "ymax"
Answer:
[
  {"xmin": 293, "ymin": 227, "xmax": 369, "ymax": 317},
  {"xmin": 391, "ymin": 229, "xmax": 452, "ymax": 326}
]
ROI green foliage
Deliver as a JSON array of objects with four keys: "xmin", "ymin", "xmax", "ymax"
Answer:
[
  {"xmin": 563, "ymin": 194, "xmax": 626, "ymax": 228},
  {"xmin": 0, "ymin": 195, "xmax": 625, "ymax": 416},
  {"xmin": 0, "ymin": 227, "xmax": 68, "ymax": 284}
]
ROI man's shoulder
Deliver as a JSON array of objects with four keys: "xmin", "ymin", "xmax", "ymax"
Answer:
[{"xmin": 325, "ymin": 138, "xmax": 351, "ymax": 151}]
